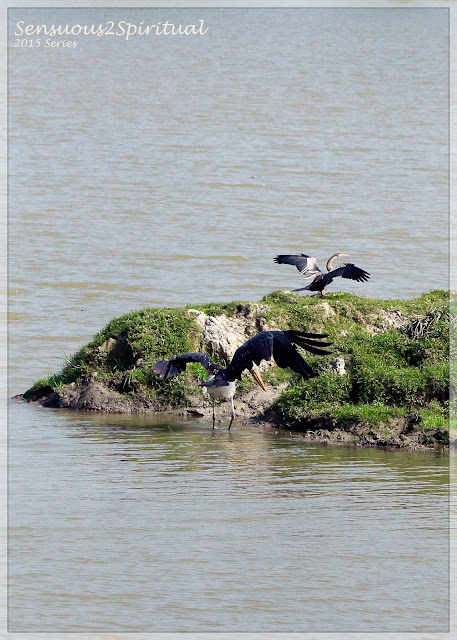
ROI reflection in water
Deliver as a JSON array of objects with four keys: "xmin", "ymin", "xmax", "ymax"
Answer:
[
  {"xmin": 7, "ymin": 6, "xmax": 449, "ymax": 634},
  {"xmin": 8, "ymin": 403, "xmax": 449, "ymax": 632}
]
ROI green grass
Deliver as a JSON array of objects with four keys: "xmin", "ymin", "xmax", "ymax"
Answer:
[
  {"xmin": 330, "ymin": 403, "xmax": 407, "ymax": 427},
  {"xmin": 27, "ymin": 290, "xmax": 450, "ymax": 441},
  {"xmin": 273, "ymin": 295, "xmax": 449, "ymax": 438}
]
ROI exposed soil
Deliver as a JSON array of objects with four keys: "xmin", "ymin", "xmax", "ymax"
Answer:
[
  {"xmin": 278, "ymin": 418, "xmax": 452, "ymax": 450},
  {"xmin": 15, "ymin": 378, "xmax": 450, "ymax": 451},
  {"xmin": 16, "ymin": 291, "xmax": 450, "ymax": 451}
]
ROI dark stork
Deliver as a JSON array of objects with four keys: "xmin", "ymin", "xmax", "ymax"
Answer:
[
  {"xmin": 152, "ymin": 330, "xmax": 332, "ymax": 429},
  {"xmin": 274, "ymin": 252, "xmax": 370, "ymax": 295}
]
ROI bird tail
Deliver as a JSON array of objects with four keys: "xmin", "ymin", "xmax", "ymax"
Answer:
[
  {"xmin": 287, "ymin": 330, "xmax": 333, "ymax": 355},
  {"xmin": 291, "ymin": 284, "xmax": 312, "ymax": 292}
]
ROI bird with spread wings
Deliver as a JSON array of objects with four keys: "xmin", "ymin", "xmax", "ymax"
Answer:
[
  {"xmin": 274, "ymin": 252, "xmax": 370, "ymax": 295},
  {"xmin": 152, "ymin": 330, "xmax": 332, "ymax": 429}
]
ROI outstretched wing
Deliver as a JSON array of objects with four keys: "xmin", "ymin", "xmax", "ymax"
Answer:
[
  {"xmin": 283, "ymin": 330, "xmax": 333, "ymax": 355},
  {"xmin": 274, "ymin": 254, "xmax": 322, "ymax": 279},
  {"xmin": 324, "ymin": 263, "xmax": 370, "ymax": 285},
  {"xmin": 224, "ymin": 330, "xmax": 332, "ymax": 382},
  {"xmin": 152, "ymin": 353, "xmax": 219, "ymax": 379}
]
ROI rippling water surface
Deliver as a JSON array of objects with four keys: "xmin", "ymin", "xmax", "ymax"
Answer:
[
  {"xmin": 9, "ymin": 404, "xmax": 449, "ymax": 632},
  {"xmin": 7, "ymin": 7, "xmax": 449, "ymax": 632},
  {"xmin": 8, "ymin": 8, "xmax": 448, "ymax": 395}
]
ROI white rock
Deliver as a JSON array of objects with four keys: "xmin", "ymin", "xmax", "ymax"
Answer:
[
  {"xmin": 378, "ymin": 309, "xmax": 409, "ymax": 330},
  {"xmin": 187, "ymin": 305, "xmax": 273, "ymax": 364},
  {"xmin": 315, "ymin": 302, "xmax": 336, "ymax": 318},
  {"xmin": 330, "ymin": 357, "xmax": 346, "ymax": 375}
]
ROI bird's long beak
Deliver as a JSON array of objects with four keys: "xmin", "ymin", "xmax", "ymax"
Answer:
[
  {"xmin": 250, "ymin": 365, "xmax": 267, "ymax": 392},
  {"xmin": 340, "ymin": 253, "xmax": 350, "ymax": 258}
]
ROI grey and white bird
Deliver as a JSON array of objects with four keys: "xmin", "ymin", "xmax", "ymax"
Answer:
[
  {"xmin": 152, "ymin": 330, "xmax": 332, "ymax": 429},
  {"xmin": 274, "ymin": 252, "xmax": 370, "ymax": 295}
]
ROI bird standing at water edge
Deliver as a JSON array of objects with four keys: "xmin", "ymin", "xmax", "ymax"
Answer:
[
  {"xmin": 274, "ymin": 252, "xmax": 370, "ymax": 295},
  {"xmin": 152, "ymin": 330, "xmax": 332, "ymax": 429}
]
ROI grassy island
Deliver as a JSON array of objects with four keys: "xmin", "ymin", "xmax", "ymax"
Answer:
[{"xmin": 22, "ymin": 290, "xmax": 451, "ymax": 449}]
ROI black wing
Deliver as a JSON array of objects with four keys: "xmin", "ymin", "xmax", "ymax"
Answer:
[
  {"xmin": 224, "ymin": 330, "xmax": 332, "ymax": 382},
  {"xmin": 324, "ymin": 264, "xmax": 370, "ymax": 285},
  {"xmin": 152, "ymin": 353, "xmax": 219, "ymax": 379},
  {"xmin": 274, "ymin": 254, "xmax": 322, "ymax": 278}
]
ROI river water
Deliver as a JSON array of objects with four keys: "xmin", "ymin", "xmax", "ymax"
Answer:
[{"xmin": 7, "ymin": 7, "xmax": 449, "ymax": 633}]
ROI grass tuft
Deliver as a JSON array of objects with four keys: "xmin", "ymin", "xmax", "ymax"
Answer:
[{"xmin": 26, "ymin": 290, "xmax": 449, "ymax": 441}]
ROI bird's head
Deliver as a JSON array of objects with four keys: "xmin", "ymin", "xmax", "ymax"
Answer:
[
  {"xmin": 200, "ymin": 373, "xmax": 216, "ymax": 388},
  {"xmin": 327, "ymin": 252, "xmax": 350, "ymax": 271}
]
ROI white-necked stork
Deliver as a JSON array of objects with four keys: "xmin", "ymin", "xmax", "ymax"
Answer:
[{"xmin": 152, "ymin": 330, "xmax": 332, "ymax": 429}]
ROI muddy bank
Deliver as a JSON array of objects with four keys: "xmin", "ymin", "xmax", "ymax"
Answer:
[
  {"xmin": 18, "ymin": 290, "xmax": 451, "ymax": 449},
  {"xmin": 15, "ymin": 377, "xmax": 449, "ymax": 451},
  {"xmin": 18, "ymin": 375, "xmax": 286, "ymax": 421}
]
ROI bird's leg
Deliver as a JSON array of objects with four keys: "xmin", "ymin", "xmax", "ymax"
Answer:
[
  {"xmin": 228, "ymin": 396, "xmax": 235, "ymax": 430},
  {"xmin": 320, "ymin": 290, "xmax": 326, "ymax": 297},
  {"xmin": 212, "ymin": 398, "xmax": 216, "ymax": 429}
]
